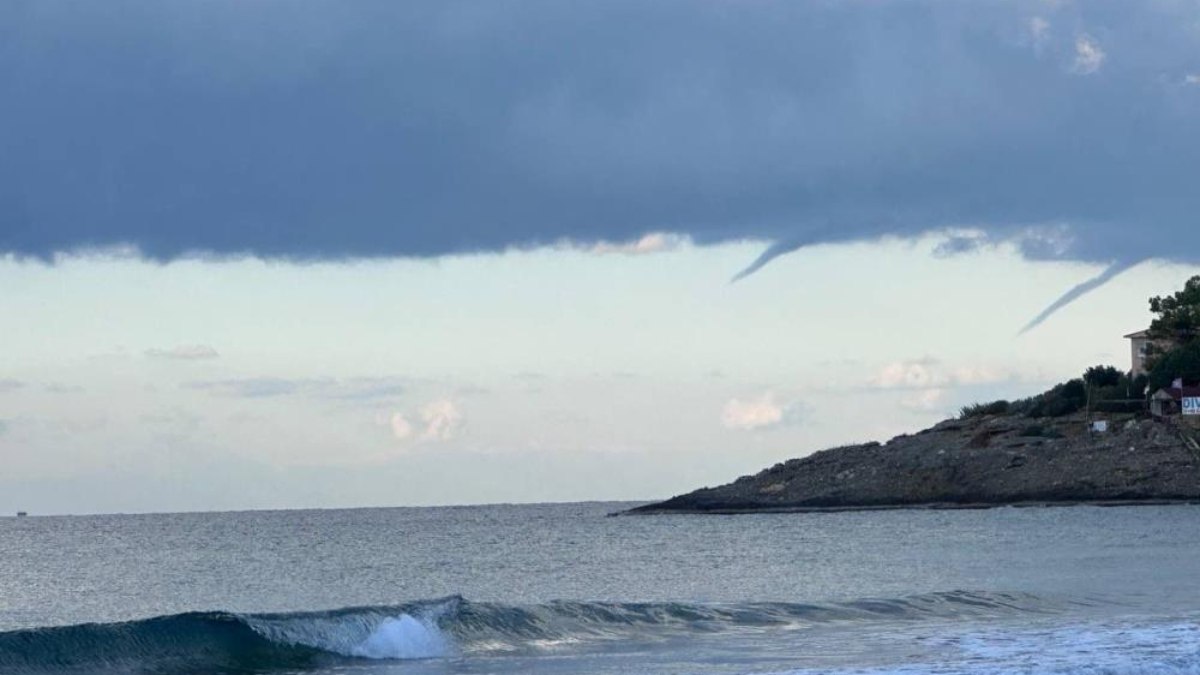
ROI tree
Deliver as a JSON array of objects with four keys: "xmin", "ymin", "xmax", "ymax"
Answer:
[
  {"xmin": 1083, "ymin": 365, "xmax": 1122, "ymax": 388},
  {"xmin": 1144, "ymin": 276, "xmax": 1200, "ymax": 389},
  {"xmin": 1148, "ymin": 341, "xmax": 1200, "ymax": 391},
  {"xmin": 1148, "ymin": 275, "xmax": 1200, "ymax": 341}
]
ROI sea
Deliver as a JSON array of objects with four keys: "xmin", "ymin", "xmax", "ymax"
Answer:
[{"xmin": 2, "ymin": 502, "xmax": 1199, "ymax": 674}]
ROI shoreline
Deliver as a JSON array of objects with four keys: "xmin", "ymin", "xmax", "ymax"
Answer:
[
  {"xmin": 620, "ymin": 411, "xmax": 1200, "ymax": 517},
  {"xmin": 618, "ymin": 498, "xmax": 1200, "ymax": 516}
]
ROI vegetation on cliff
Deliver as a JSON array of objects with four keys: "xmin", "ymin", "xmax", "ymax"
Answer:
[{"xmin": 959, "ymin": 366, "xmax": 1147, "ymax": 421}]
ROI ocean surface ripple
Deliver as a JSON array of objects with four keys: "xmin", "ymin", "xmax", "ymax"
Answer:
[{"xmin": 2, "ymin": 502, "xmax": 1199, "ymax": 674}]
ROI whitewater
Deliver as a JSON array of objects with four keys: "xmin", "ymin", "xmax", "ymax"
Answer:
[{"xmin": 2, "ymin": 503, "xmax": 1199, "ymax": 674}]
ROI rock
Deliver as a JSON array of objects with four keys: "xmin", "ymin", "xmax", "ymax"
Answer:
[{"xmin": 622, "ymin": 412, "xmax": 1200, "ymax": 514}]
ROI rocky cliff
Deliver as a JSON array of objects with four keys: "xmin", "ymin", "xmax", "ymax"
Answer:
[{"xmin": 625, "ymin": 413, "xmax": 1200, "ymax": 514}]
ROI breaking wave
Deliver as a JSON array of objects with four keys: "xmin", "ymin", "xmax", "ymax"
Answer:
[{"xmin": 0, "ymin": 591, "xmax": 1065, "ymax": 673}]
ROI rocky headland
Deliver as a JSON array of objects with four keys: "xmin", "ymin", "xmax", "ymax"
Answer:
[{"xmin": 625, "ymin": 412, "xmax": 1200, "ymax": 514}]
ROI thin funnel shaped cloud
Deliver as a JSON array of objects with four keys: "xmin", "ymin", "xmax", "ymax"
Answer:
[
  {"xmin": 731, "ymin": 237, "xmax": 816, "ymax": 283},
  {"xmin": 1019, "ymin": 259, "xmax": 1142, "ymax": 335}
]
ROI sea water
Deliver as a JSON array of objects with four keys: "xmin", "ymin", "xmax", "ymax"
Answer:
[{"xmin": 1, "ymin": 502, "xmax": 1199, "ymax": 674}]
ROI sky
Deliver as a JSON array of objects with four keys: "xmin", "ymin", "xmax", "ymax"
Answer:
[{"xmin": 2, "ymin": 0, "xmax": 1199, "ymax": 514}]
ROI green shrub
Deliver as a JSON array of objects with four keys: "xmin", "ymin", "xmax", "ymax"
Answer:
[
  {"xmin": 959, "ymin": 400, "xmax": 1010, "ymax": 419},
  {"xmin": 1011, "ymin": 378, "xmax": 1087, "ymax": 418},
  {"xmin": 959, "ymin": 365, "xmax": 1147, "ymax": 422}
]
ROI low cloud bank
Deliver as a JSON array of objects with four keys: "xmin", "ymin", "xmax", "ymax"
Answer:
[{"xmin": 4, "ymin": 1, "xmax": 1196, "ymax": 324}]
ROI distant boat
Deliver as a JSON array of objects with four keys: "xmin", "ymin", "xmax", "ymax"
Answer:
[{"xmin": 16, "ymin": 511, "xmax": 27, "ymax": 517}]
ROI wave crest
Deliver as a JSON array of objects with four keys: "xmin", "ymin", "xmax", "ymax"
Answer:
[{"xmin": 0, "ymin": 591, "xmax": 1057, "ymax": 673}]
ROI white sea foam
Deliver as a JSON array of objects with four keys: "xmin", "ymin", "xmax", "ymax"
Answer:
[
  {"xmin": 245, "ymin": 609, "xmax": 455, "ymax": 661},
  {"xmin": 766, "ymin": 618, "xmax": 1200, "ymax": 675},
  {"xmin": 349, "ymin": 614, "xmax": 452, "ymax": 660}
]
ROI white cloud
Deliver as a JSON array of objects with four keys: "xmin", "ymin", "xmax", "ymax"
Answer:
[
  {"xmin": 418, "ymin": 399, "xmax": 464, "ymax": 441},
  {"xmin": 871, "ymin": 358, "xmax": 945, "ymax": 389},
  {"xmin": 900, "ymin": 388, "xmax": 946, "ymax": 412},
  {"xmin": 567, "ymin": 232, "xmax": 689, "ymax": 256},
  {"xmin": 389, "ymin": 413, "xmax": 414, "ymax": 440},
  {"xmin": 950, "ymin": 365, "xmax": 1009, "ymax": 385},
  {"xmin": 378, "ymin": 399, "xmax": 464, "ymax": 443},
  {"xmin": 1184, "ymin": 74, "xmax": 1200, "ymax": 86},
  {"xmin": 146, "ymin": 344, "xmax": 220, "ymax": 360},
  {"xmin": 1071, "ymin": 34, "xmax": 1105, "ymax": 75},
  {"xmin": 720, "ymin": 393, "xmax": 803, "ymax": 431},
  {"xmin": 870, "ymin": 360, "xmax": 1019, "ymax": 390},
  {"xmin": 1028, "ymin": 16, "xmax": 1050, "ymax": 50},
  {"xmin": 1016, "ymin": 223, "xmax": 1075, "ymax": 259}
]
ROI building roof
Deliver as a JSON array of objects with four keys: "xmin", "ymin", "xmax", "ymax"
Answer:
[{"xmin": 1124, "ymin": 329, "xmax": 1151, "ymax": 339}]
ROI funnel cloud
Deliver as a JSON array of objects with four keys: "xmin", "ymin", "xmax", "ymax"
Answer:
[{"xmin": 1018, "ymin": 259, "xmax": 1143, "ymax": 335}]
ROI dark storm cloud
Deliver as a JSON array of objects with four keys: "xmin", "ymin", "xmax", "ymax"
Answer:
[{"xmin": 2, "ymin": 1, "xmax": 1199, "ymax": 317}]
